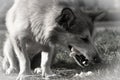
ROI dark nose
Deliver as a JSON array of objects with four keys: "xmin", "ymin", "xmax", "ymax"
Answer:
[{"xmin": 93, "ymin": 55, "xmax": 101, "ymax": 63}]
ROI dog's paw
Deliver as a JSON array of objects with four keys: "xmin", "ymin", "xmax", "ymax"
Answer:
[
  {"xmin": 6, "ymin": 67, "xmax": 18, "ymax": 74},
  {"xmin": 16, "ymin": 72, "xmax": 33, "ymax": 80},
  {"xmin": 16, "ymin": 74, "xmax": 24, "ymax": 80},
  {"xmin": 34, "ymin": 67, "xmax": 42, "ymax": 74},
  {"xmin": 16, "ymin": 75, "xmax": 31, "ymax": 80}
]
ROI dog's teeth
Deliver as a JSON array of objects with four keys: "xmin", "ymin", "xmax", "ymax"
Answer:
[
  {"xmin": 82, "ymin": 61, "xmax": 86, "ymax": 64},
  {"xmin": 69, "ymin": 52, "xmax": 76, "ymax": 57},
  {"xmin": 82, "ymin": 60, "xmax": 89, "ymax": 66}
]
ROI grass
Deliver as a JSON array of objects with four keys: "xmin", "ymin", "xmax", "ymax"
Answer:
[
  {"xmin": 0, "ymin": 28, "xmax": 120, "ymax": 80},
  {"xmin": 95, "ymin": 29, "xmax": 120, "ymax": 64},
  {"xmin": 53, "ymin": 29, "xmax": 120, "ymax": 80},
  {"xmin": 54, "ymin": 29, "xmax": 120, "ymax": 67}
]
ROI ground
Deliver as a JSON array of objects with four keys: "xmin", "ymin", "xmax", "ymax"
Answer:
[{"xmin": 0, "ymin": 22, "xmax": 120, "ymax": 80}]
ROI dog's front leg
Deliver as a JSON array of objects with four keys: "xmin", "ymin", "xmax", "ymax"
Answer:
[
  {"xmin": 41, "ymin": 46, "xmax": 56, "ymax": 78},
  {"xmin": 3, "ymin": 38, "xmax": 18, "ymax": 74},
  {"xmin": 11, "ymin": 36, "xmax": 32, "ymax": 80}
]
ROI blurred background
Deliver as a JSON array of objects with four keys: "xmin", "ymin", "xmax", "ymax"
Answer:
[
  {"xmin": 0, "ymin": 0, "xmax": 120, "ymax": 29},
  {"xmin": 0, "ymin": 0, "xmax": 120, "ymax": 80},
  {"xmin": 0, "ymin": 0, "xmax": 13, "ymax": 27}
]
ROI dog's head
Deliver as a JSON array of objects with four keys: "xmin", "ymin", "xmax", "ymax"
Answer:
[{"xmin": 51, "ymin": 7, "xmax": 103, "ymax": 67}]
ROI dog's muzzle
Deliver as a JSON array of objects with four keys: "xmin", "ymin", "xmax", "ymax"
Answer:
[
  {"xmin": 68, "ymin": 45, "xmax": 89, "ymax": 68},
  {"xmin": 73, "ymin": 54, "xmax": 89, "ymax": 68}
]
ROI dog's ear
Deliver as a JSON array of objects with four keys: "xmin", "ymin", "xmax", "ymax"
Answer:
[
  {"xmin": 84, "ymin": 10, "xmax": 105, "ymax": 22},
  {"xmin": 56, "ymin": 8, "xmax": 75, "ymax": 30}
]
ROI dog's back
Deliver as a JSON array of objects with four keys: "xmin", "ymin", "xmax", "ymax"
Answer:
[{"xmin": 4, "ymin": 0, "xmax": 103, "ymax": 79}]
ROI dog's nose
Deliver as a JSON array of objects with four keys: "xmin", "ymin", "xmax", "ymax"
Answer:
[{"xmin": 93, "ymin": 55, "xmax": 101, "ymax": 63}]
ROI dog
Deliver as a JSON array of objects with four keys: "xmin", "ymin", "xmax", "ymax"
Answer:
[{"xmin": 2, "ymin": 0, "xmax": 103, "ymax": 80}]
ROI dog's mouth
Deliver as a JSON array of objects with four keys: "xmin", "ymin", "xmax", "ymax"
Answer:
[
  {"xmin": 68, "ymin": 45, "xmax": 89, "ymax": 68},
  {"xmin": 73, "ymin": 55, "xmax": 89, "ymax": 68}
]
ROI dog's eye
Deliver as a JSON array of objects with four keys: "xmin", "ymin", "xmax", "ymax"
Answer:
[{"xmin": 81, "ymin": 36, "xmax": 89, "ymax": 43}]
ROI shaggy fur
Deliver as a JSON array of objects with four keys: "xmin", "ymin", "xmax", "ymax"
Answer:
[{"xmin": 3, "ymin": 0, "xmax": 102, "ymax": 80}]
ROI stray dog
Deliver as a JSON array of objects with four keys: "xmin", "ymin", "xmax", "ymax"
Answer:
[{"xmin": 2, "ymin": 0, "xmax": 102, "ymax": 80}]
